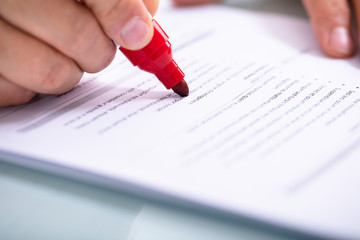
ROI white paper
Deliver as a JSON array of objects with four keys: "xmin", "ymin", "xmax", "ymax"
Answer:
[{"xmin": 1, "ymin": 4, "xmax": 360, "ymax": 239}]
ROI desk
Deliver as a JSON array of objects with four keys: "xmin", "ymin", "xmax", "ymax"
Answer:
[
  {"xmin": 1, "ymin": 160, "xmax": 317, "ymax": 240},
  {"xmin": 0, "ymin": 1, "xmax": 314, "ymax": 239}
]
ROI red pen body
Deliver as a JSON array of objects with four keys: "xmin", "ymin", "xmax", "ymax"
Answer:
[{"xmin": 119, "ymin": 19, "xmax": 188, "ymax": 96}]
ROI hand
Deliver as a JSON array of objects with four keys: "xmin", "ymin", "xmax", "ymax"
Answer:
[
  {"xmin": 174, "ymin": 0, "xmax": 357, "ymax": 58},
  {"xmin": 302, "ymin": 0, "xmax": 356, "ymax": 58},
  {"xmin": 0, "ymin": 0, "xmax": 159, "ymax": 107}
]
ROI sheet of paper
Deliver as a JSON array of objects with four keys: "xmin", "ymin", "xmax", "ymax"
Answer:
[{"xmin": 1, "ymin": 3, "xmax": 360, "ymax": 239}]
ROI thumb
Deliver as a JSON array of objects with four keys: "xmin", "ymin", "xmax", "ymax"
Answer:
[
  {"xmin": 84, "ymin": 0, "xmax": 156, "ymax": 50},
  {"xmin": 302, "ymin": 0, "xmax": 354, "ymax": 58}
]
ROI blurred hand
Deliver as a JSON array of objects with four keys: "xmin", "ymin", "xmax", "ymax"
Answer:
[
  {"xmin": 302, "ymin": 0, "xmax": 356, "ymax": 58},
  {"xmin": 174, "ymin": 0, "xmax": 358, "ymax": 58},
  {"xmin": 0, "ymin": 0, "xmax": 159, "ymax": 107}
]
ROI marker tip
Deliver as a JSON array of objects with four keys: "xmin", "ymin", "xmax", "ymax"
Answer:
[{"xmin": 172, "ymin": 80, "xmax": 189, "ymax": 97}]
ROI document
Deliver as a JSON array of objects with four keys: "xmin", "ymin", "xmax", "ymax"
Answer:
[{"xmin": 1, "ymin": 3, "xmax": 359, "ymax": 239}]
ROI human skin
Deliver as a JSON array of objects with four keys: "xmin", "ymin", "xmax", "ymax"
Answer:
[
  {"xmin": 173, "ymin": 0, "xmax": 358, "ymax": 58},
  {"xmin": 0, "ymin": 0, "xmax": 159, "ymax": 107},
  {"xmin": 302, "ymin": 0, "xmax": 357, "ymax": 58}
]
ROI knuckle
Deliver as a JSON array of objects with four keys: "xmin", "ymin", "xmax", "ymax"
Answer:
[
  {"xmin": 15, "ymin": 92, "xmax": 36, "ymax": 105},
  {"xmin": 64, "ymin": 14, "xmax": 116, "ymax": 73},
  {"xmin": 67, "ymin": 19, "xmax": 95, "ymax": 56},
  {"xmin": 38, "ymin": 61, "xmax": 80, "ymax": 93},
  {"xmin": 39, "ymin": 68, "xmax": 66, "ymax": 93},
  {"xmin": 88, "ymin": 48, "xmax": 116, "ymax": 73},
  {"xmin": 313, "ymin": 12, "xmax": 349, "ymax": 26},
  {"xmin": 308, "ymin": 1, "xmax": 350, "ymax": 25}
]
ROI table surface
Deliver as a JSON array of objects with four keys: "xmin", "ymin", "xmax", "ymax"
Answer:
[{"xmin": 0, "ymin": 1, "xmax": 315, "ymax": 239}]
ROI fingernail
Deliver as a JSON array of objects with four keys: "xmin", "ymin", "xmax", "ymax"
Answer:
[
  {"xmin": 330, "ymin": 26, "xmax": 353, "ymax": 55},
  {"xmin": 120, "ymin": 17, "xmax": 152, "ymax": 50}
]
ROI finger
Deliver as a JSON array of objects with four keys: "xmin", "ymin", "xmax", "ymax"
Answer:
[
  {"xmin": 302, "ymin": 0, "xmax": 355, "ymax": 58},
  {"xmin": 0, "ymin": 18, "xmax": 83, "ymax": 94},
  {"xmin": 351, "ymin": 0, "xmax": 360, "ymax": 48},
  {"xmin": 143, "ymin": 0, "xmax": 159, "ymax": 16},
  {"xmin": 0, "ymin": 75, "xmax": 36, "ymax": 107},
  {"xmin": 0, "ymin": 0, "xmax": 116, "ymax": 73},
  {"xmin": 84, "ymin": 0, "xmax": 157, "ymax": 50}
]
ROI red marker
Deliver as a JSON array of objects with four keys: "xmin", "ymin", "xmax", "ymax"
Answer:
[{"xmin": 120, "ymin": 19, "xmax": 189, "ymax": 97}]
